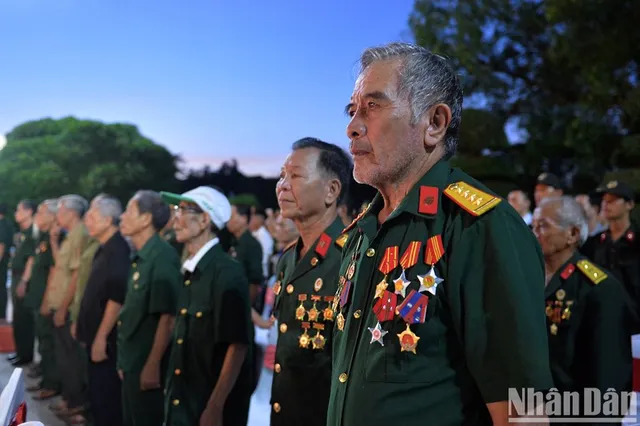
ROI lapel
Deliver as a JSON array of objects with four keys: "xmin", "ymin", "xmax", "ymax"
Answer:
[
  {"xmin": 544, "ymin": 253, "xmax": 578, "ymax": 299},
  {"xmin": 288, "ymin": 217, "xmax": 344, "ymax": 283}
]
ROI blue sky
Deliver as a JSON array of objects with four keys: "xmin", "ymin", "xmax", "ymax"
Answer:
[{"xmin": 0, "ymin": 0, "xmax": 416, "ymax": 177}]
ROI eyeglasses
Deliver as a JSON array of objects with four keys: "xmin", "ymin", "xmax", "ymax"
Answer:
[{"xmin": 173, "ymin": 205, "xmax": 203, "ymax": 216}]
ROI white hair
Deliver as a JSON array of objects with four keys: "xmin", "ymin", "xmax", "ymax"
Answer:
[
  {"xmin": 40, "ymin": 198, "xmax": 59, "ymax": 214},
  {"xmin": 540, "ymin": 196, "xmax": 589, "ymax": 246},
  {"xmin": 59, "ymin": 194, "xmax": 89, "ymax": 217},
  {"xmin": 94, "ymin": 197, "xmax": 123, "ymax": 226}
]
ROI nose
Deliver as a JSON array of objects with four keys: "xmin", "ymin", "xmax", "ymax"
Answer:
[
  {"xmin": 346, "ymin": 113, "xmax": 366, "ymax": 140},
  {"xmin": 276, "ymin": 177, "xmax": 291, "ymax": 195}
]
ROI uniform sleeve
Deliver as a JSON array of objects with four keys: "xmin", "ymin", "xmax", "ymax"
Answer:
[
  {"xmin": 447, "ymin": 208, "xmax": 553, "ymax": 403},
  {"xmin": 107, "ymin": 252, "xmax": 130, "ymax": 305},
  {"xmin": 215, "ymin": 264, "xmax": 251, "ymax": 345},
  {"xmin": 148, "ymin": 252, "xmax": 181, "ymax": 315},
  {"xmin": 579, "ymin": 277, "xmax": 633, "ymax": 391}
]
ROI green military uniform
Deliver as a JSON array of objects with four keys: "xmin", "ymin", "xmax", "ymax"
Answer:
[
  {"xmin": 328, "ymin": 160, "xmax": 553, "ymax": 426},
  {"xmin": 545, "ymin": 253, "xmax": 632, "ymax": 414},
  {"xmin": 25, "ymin": 232, "xmax": 60, "ymax": 392},
  {"xmin": 270, "ymin": 217, "xmax": 344, "ymax": 426},
  {"xmin": 161, "ymin": 228, "xmax": 184, "ymax": 256},
  {"xmin": 231, "ymin": 230, "xmax": 264, "ymax": 287},
  {"xmin": 11, "ymin": 225, "xmax": 36, "ymax": 362},
  {"xmin": 117, "ymin": 234, "xmax": 182, "ymax": 426},
  {"xmin": 165, "ymin": 242, "xmax": 253, "ymax": 426},
  {"xmin": 0, "ymin": 216, "xmax": 14, "ymax": 319}
]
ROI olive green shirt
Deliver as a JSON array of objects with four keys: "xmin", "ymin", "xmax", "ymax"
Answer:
[
  {"xmin": 328, "ymin": 160, "xmax": 553, "ymax": 426},
  {"xmin": 165, "ymin": 242, "xmax": 253, "ymax": 426},
  {"xmin": 546, "ymin": 252, "xmax": 632, "ymax": 393},
  {"xmin": 231, "ymin": 230, "xmax": 264, "ymax": 286},
  {"xmin": 69, "ymin": 239, "xmax": 100, "ymax": 322},
  {"xmin": 117, "ymin": 233, "xmax": 181, "ymax": 373},
  {"xmin": 24, "ymin": 232, "xmax": 55, "ymax": 310},
  {"xmin": 270, "ymin": 216, "xmax": 344, "ymax": 426},
  {"xmin": 47, "ymin": 223, "xmax": 93, "ymax": 310},
  {"xmin": 10, "ymin": 225, "xmax": 36, "ymax": 287}
]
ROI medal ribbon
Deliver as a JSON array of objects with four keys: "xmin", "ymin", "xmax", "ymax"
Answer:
[
  {"xmin": 425, "ymin": 235, "xmax": 444, "ymax": 265},
  {"xmin": 378, "ymin": 246, "xmax": 399, "ymax": 275},
  {"xmin": 399, "ymin": 241, "xmax": 422, "ymax": 270}
]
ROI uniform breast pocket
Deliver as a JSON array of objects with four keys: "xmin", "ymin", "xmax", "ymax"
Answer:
[
  {"xmin": 364, "ymin": 296, "xmax": 445, "ymax": 384},
  {"xmin": 186, "ymin": 305, "xmax": 214, "ymax": 343}
]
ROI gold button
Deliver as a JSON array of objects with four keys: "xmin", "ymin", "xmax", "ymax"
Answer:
[
  {"xmin": 353, "ymin": 310, "xmax": 362, "ymax": 319},
  {"xmin": 132, "ymin": 262, "xmax": 137, "ymax": 268},
  {"xmin": 117, "ymin": 320, "xmax": 122, "ymax": 326},
  {"xmin": 286, "ymin": 284, "xmax": 294, "ymax": 294},
  {"xmin": 273, "ymin": 402, "xmax": 281, "ymax": 413},
  {"xmin": 274, "ymin": 363, "xmax": 281, "ymax": 373},
  {"xmin": 185, "ymin": 280, "xmax": 191, "ymax": 286},
  {"xmin": 133, "ymin": 284, "xmax": 139, "ymax": 290},
  {"xmin": 196, "ymin": 312, "xmax": 203, "ymax": 318},
  {"xmin": 339, "ymin": 373, "xmax": 348, "ymax": 383},
  {"xmin": 311, "ymin": 257, "xmax": 318, "ymax": 266},
  {"xmin": 279, "ymin": 323, "xmax": 288, "ymax": 333},
  {"xmin": 172, "ymin": 399, "xmax": 180, "ymax": 406},
  {"xmin": 133, "ymin": 272, "xmax": 140, "ymax": 281},
  {"xmin": 174, "ymin": 369, "xmax": 181, "ymax": 376},
  {"xmin": 366, "ymin": 248, "xmax": 376, "ymax": 257},
  {"xmin": 177, "ymin": 338, "xmax": 184, "ymax": 345},
  {"xmin": 180, "ymin": 308, "xmax": 187, "ymax": 315}
]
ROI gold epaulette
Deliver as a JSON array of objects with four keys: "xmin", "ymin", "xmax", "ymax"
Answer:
[
  {"xmin": 342, "ymin": 203, "xmax": 371, "ymax": 233},
  {"xmin": 335, "ymin": 233, "xmax": 348, "ymax": 249},
  {"xmin": 576, "ymin": 259, "xmax": 607, "ymax": 285},
  {"xmin": 444, "ymin": 181, "xmax": 502, "ymax": 216}
]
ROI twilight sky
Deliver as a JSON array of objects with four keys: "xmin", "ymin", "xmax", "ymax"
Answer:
[{"xmin": 0, "ymin": 0, "xmax": 416, "ymax": 177}]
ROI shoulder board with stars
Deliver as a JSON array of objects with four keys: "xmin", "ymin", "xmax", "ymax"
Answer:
[
  {"xmin": 335, "ymin": 233, "xmax": 349, "ymax": 249},
  {"xmin": 576, "ymin": 259, "xmax": 607, "ymax": 285},
  {"xmin": 342, "ymin": 203, "xmax": 371, "ymax": 234},
  {"xmin": 444, "ymin": 181, "xmax": 502, "ymax": 217}
]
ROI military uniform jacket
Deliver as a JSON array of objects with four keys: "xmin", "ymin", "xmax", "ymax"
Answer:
[
  {"xmin": 24, "ymin": 232, "xmax": 54, "ymax": 310},
  {"xmin": 270, "ymin": 216, "xmax": 344, "ymax": 426},
  {"xmin": 11, "ymin": 226, "xmax": 35, "ymax": 285},
  {"xmin": 328, "ymin": 160, "xmax": 553, "ymax": 426},
  {"xmin": 231, "ymin": 230, "xmax": 264, "ymax": 286},
  {"xmin": 545, "ymin": 253, "xmax": 632, "ymax": 398},
  {"xmin": 165, "ymin": 242, "xmax": 253, "ymax": 426},
  {"xmin": 582, "ymin": 223, "xmax": 640, "ymax": 326}
]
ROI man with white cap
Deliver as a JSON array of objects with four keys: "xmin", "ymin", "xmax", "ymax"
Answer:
[{"xmin": 161, "ymin": 186, "xmax": 253, "ymax": 426}]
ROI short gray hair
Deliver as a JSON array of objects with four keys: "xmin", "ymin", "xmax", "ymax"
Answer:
[
  {"xmin": 40, "ymin": 199, "xmax": 59, "ymax": 215},
  {"xmin": 134, "ymin": 190, "xmax": 170, "ymax": 231},
  {"xmin": 93, "ymin": 197, "xmax": 123, "ymax": 226},
  {"xmin": 59, "ymin": 195, "xmax": 89, "ymax": 217},
  {"xmin": 359, "ymin": 42, "xmax": 463, "ymax": 159},
  {"xmin": 540, "ymin": 196, "xmax": 589, "ymax": 246}
]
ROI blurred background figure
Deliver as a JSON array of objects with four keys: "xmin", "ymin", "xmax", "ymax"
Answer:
[{"xmin": 508, "ymin": 190, "xmax": 532, "ymax": 226}]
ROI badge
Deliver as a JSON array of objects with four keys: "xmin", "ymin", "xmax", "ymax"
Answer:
[
  {"xmin": 314, "ymin": 278, "xmax": 323, "ymax": 292},
  {"xmin": 397, "ymin": 290, "xmax": 428, "ymax": 324},
  {"xmin": 560, "ymin": 264, "xmax": 575, "ymax": 280},
  {"xmin": 550, "ymin": 324, "xmax": 558, "ymax": 335},
  {"xmin": 311, "ymin": 257, "xmax": 319, "ymax": 266},
  {"xmin": 346, "ymin": 262, "xmax": 356, "ymax": 280},
  {"xmin": 556, "ymin": 289, "xmax": 566, "ymax": 301},
  {"xmin": 628, "ymin": 231, "xmax": 635, "ymax": 242},
  {"xmin": 337, "ymin": 313, "xmax": 345, "ymax": 331},
  {"xmin": 286, "ymin": 284, "xmax": 294, "ymax": 294},
  {"xmin": 296, "ymin": 295, "xmax": 307, "ymax": 321},
  {"xmin": 418, "ymin": 266, "xmax": 443, "ymax": 295},
  {"xmin": 315, "ymin": 233, "xmax": 331, "ymax": 258},
  {"xmin": 368, "ymin": 322, "xmax": 388, "ymax": 346},
  {"xmin": 273, "ymin": 281, "xmax": 282, "ymax": 296},
  {"xmin": 373, "ymin": 290, "xmax": 397, "ymax": 323},
  {"xmin": 418, "ymin": 186, "xmax": 439, "ymax": 215},
  {"xmin": 312, "ymin": 323, "xmax": 326, "ymax": 350},
  {"xmin": 39, "ymin": 242, "xmax": 48, "ymax": 253},
  {"xmin": 299, "ymin": 323, "xmax": 311, "ymax": 348},
  {"xmin": 323, "ymin": 306, "xmax": 334, "ymax": 321},
  {"xmin": 307, "ymin": 300, "xmax": 320, "ymax": 322},
  {"xmin": 397, "ymin": 324, "xmax": 420, "ymax": 354},
  {"xmin": 562, "ymin": 301, "xmax": 573, "ymax": 320},
  {"xmin": 393, "ymin": 271, "xmax": 411, "ymax": 298},
  {"xmin": 133, "ymin": 271, "xmax": 140, "ymax": 281},
  {"xmin": 375, "ymin": 278, "xmax": 388, "ymax": 299}
]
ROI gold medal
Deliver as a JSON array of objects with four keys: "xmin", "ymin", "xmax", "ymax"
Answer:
[
  {"xmin": 397, "ymin": 324, "xmax": 420, "ymax": 354},
  {"xmin": 323, "ymin": 307, "xmax": 334, "ymax": 321},
  {"xmin": 312, "ymin": 330, "xmax": 326, "ymax": 350},
  {"xmin": 311, "ymin": 257, "xmax": 319, "ymax": 266},
  {"xmin": 308, "ymin": 302, "xmax": 319, "ymax": 322},
  {"xmin": 314, "ymin": 278, "xmax": 323, "ymax": 292},
  {"xmin": 337, "ymin": 312, "xmax": 345, "ymax": 331},
  {"xmin": 273, "ymin": 281, "xmax": 282, "ymax": 296},
  {"xmin": 556, "ymin": 289, "xmax": 566, "ymax": 301},
  {"xmin": 286, "ymin": 284, "xmax": 294, "ymax": 294},
  {"xmin": 375, "ymin": 277, "xmax": 388, "ymax": 299},
  {"xmin": 299, "ymin": 322, "xmax": 311, "ymax": 348},
  {"xmin": 550, "ymin": 324, "xmax": 558, "ymax": 335},
  {"xmin": 296, "ymin": 295, "xmax": 307, "ymax": 320}
]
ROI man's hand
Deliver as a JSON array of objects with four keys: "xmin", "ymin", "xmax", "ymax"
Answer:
[
  {"xmin": 39, "ymin": 302, "xmax": 51, "ymax": 317},
  {"xmin": 53, "ymin": 309, "xmax": 66, "ymax": 327},
  {"xmin": 199, "ymin": 403, "xmax": 223, "ymax": 426},
  {"xmin": 91, "ymin": 336, "xmax": 108, "ymax": 363},
  {"xmin": 140, "ymin": 361, "xmax": 161, "ymax": 391},
  {"xmin": 16, "ymin": 280, "xmax": 27, "ymax": 299},
  {"xmin": 70, "ymin": 322, "xmax": 77, "ymax": 340}
]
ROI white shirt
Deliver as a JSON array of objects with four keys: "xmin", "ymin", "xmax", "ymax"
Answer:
[
  {"xmin": 522, "ymin": 212, "xmax": 533, "ymax": 226},
  {"xmin": 252, "ymin": 226, "xmax": 274, "ymax": 278},
  {"xmin": 182, "ymin": 238, "xmax": 219, "ymax": 273}
]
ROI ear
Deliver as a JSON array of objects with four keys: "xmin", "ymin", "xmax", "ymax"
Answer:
[
  {"xmin": 325, "ymin": 178, "xmax": 342, "ymax": 206},
  {"xmin": 424, "ymin": 103, "xmax": 452, "ymax": 149},
  {"xmin": 140, "ymin": 212, "xmax": 153, "ymax": 229},
  {"xmin": 567, "ymin": 225, "xmax": 581, "ymax": 246}
]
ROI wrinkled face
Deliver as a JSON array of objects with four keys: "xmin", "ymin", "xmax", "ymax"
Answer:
[
  {"xmin": 345, "ymin": 60, "xmax": 424, "ymax": 187},
  {"xmin": 85, "ymin": 205, "xmax": 112, "ymax": 239},
  {"xmin": 35, "ymin": 205, "xmax": 56, "ymax": 232},
  {"xmin": 274, "ymin": 215, "xmax": 298, "ymax": 245},
  {"xmin": 14, "ymin": 203, "xmax": 32, "ymax": 224},
  {"xmin": 601, "ymin": 193, "xmax": 633, "ymax": 221},
  {"xmin": 119, "ymin": 198, "xmax": 149, "ymax": 237},
  {"xmin": 532, "ymin": 203, "xmax": 576, "ymax": 257},
  {"xmin": 534, "ymin": 184, "xmax": 561, "ymax": 205},
  {"xmin": 56, "ymin": 203, "xmax": 74, "ymax": 230},
  {"xmin": 276, "ymin": 148, "xmax": 335, "ymax": 220},
  {"xmin": 173, "ymin": 201, "xmax": 209, "ymax": 243}
]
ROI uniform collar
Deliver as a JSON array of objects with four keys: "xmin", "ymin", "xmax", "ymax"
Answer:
[
  {"xmin": 182, "ymin": 237, "xmax": 219, "ymax": 273},
  {"xmin": 287, "ymin": 216, "xmax": 344, "ymax": 282},
  {"xmin": 545, "ymin": 251, "xmax": 581, "ymax": 298},
  {"xmin": 134, "ymin": 233, "xmax": 163, "ymax": 261}
]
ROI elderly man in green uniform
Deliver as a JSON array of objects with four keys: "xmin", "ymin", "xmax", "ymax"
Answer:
[
  {"xmin": 161, "ymin": 207, "xmax": 184, "ymax": 255},
  {"xmin": 329, "ymin": 42, "xmax": 553, "ymax": 426},
  {"xmin": 161, "ymin": 186, "xmax": 253, "ymax": 426},
  {"xmin": 533, "ymin": 196, "xmax": 632, "ymax": 418},
  {"xmin": 582, "ymin": 181, "xmax": 639, "ymax": 326},
  {"xmin": 9, "ymin": 199, "xmax": 37, "ymax": 366},
  {"xmin": 0, "ymin": 204, "xmax": 14, "ymax": 324},
  {"xmin": 25, "ymin": 199, "xmax": 62, "ymax": 400},
  {"xmin": 118, "ymin": 190, "xmax": 181, "ymax": 426},
  {"xmin": 270, "ymin": 137, "xmax": 351, "ymax": 426}
]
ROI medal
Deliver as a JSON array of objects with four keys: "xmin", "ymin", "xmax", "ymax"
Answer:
[
  {"xmin": 393, "ymin": 271, "xmax": 411, "ymax": 298},
  {"xmin": 312, "ymin": 323, "xmax": 326, "ymax": 350},
  {"xmin": 378, "ymin": 246, "xmax": 399, "ymax": 278},
  {"xmin": 337, "ymin": 313, "xmax": 345, "ymax": 331},
  {"xmin": 417, "ymin": 266, "xmax": 443, "ymax": 295},
  {"xmin": 368, "ymin": 322, "xmax": 388, "ymax": 346},
  {"xmin": 424, "ymin": 235, "xmax": 444, "ymax": 266},
  {"xmin": 308, "ymin": 297, "xmax": 320, "ymax": 322},
  {"xmin": 346, "ymin": 262, "xmax": 356, "ymax": 280},
  {"xmin": 373, "ymin": 291, "xmax": 397, "ymax": 323},
  {"xmin": 314, "ymin": 278, "xmax": 323, "ymax": 292},
  {"xmin": 550, "ymin": 324, "xmax": 558, "ymax": 335},
  {"xmin": 397, "ymin": 290, "xmax": 428, "ymax": 324},
  {"xmin": 397, "ymin": 324, "xmax": 420, "ymax": 354},
  {"xmin": 322, "ymin": 296, "xmax": 334, "ymax": 321},
  {"xmin": 133, "ymin": 271, "xmax": 140, "ymax": 281},
  {"xmin": 273, "ymin": 281, "xmax": 282, "ymax": 296},
  {"xmin": 556, "ymin": 289, "xmax": 566, "ymax": 301},
  {"xmin": 399, "ymin": 241, "xmax": 422, "ymax": 271},
  {"xmin": 299, "ymin": 322, "xmax": 311, "ymax": 348},
  {"xmin": 375, "ymin": 278, "xmax": 388, "ymax": 299},
  {"xmin": 295, "ymin": 295, "xmax": 307, "ymax": 321},
  {"xmin": 339, "ymin": 280, "xmax": 352, "ymax": 308}
]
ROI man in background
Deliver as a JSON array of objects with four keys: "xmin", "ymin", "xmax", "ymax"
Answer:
[
  {"xmin": 0, "ymin": 204, "xmax": 14, "ymax": 323},
  {"xmin": 508, "ymin": 189, "xmax": 533, "ymax": 226},
  {"xmin": 575, "ymin": 193, "xmax": 608, "ymax": 237}
]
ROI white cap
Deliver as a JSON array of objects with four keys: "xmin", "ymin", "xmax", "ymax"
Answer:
[{"xmin": 160, "ymin": 186, "xmax": 231, "ymax": 230}]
